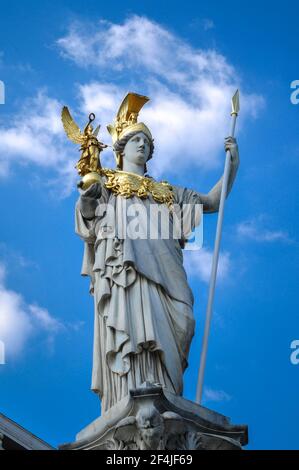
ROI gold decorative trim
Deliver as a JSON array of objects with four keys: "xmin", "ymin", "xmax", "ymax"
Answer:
[{"xmin": 100, "ymin": 168, "xmax": 174, "ymax": 209}]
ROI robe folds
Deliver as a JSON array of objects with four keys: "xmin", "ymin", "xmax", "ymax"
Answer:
[{"xmin": 75, "ymin": 176, "xmax": 202, "ymax": 412}]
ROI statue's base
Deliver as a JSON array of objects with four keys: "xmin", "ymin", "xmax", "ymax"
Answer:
[{"xmin": 60, "ymin": 383, "xmax": 248, "ymax": 450}]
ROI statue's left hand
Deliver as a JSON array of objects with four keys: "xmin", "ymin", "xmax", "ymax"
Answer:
[{"xmin": 224, "ymin": 136, "xmax": 239, "ymax": 165}]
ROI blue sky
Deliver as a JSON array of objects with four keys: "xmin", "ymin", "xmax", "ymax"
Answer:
[{"xmin": 0, "ymin": 0, "xmax": 298, "ymax": 450}]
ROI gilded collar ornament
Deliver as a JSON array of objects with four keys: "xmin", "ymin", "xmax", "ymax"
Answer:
[{"xmin": 100, "ymin": 168, "xmax": 174, "ymax": 209}]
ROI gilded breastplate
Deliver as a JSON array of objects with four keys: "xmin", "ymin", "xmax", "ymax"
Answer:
[{"xmin": 100, "ymin": 168, "xmax": 174, "ymax": 209}]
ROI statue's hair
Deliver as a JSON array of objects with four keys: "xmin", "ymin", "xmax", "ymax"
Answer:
[{"xmin": 113, "ymin": 131, "xmax": 154, "ymax": 172}]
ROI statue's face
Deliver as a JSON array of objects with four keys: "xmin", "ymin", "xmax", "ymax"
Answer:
[{"xmin": 122, "ymin": 132, "xmax": 150, "ymax": 167}]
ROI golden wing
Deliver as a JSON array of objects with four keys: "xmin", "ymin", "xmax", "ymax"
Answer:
[{"xmin": 61, "ymin": 106, "xmax": 85, "ymax": 145}]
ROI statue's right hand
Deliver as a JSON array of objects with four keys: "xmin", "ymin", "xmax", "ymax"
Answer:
[
  {"xmin": 78, "ymin": 181, "xmax": 102, "ymax": 219},
  {"xmin": 79, "ymin": 181, "xmax": 102, "ymax": 199}
]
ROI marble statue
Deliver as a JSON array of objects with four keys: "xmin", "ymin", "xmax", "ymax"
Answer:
[{"xmin": 68, "ymin": 93, "xmax": 240, "ymax": 413}]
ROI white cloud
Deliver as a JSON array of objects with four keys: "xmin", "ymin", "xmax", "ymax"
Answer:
[
  {"xmin": 202, "ymin": 19, "xmax": 215, "ymax": 31},
  {"xmin": 58, "ymin": 16, "xmax": 264, "ymax": 178},
  {"xmin": 0, "ymin": 91, "xmax": 63, "ymax": 165},
  {"xmin": 0, "ymin": 16, "xmax": 264, "ymax": 194},
  {"xmin": 0, "ymin": 242, "xmax": 39, "ymax": 271},
  {"xmin": 0, "ymin": 262, "xmax": 64, "ymax": 357},
  {"xmin": 237, "ymin": 216, "xmax": 292, "ymax": 243},
  {"xmin": 0, "ymin": 286, "xmax": 33, "ymax": 356},
  {"xmin": 0, "ymin": 90, "xmax": 78, "ymax": 195},
  {"xmin": 183, "ymin": 248, "xmax": 231, "ymax": 283},
  {"xmin": 203, "ymin": 387, "xmax": 232, "ymax": 403},
  {"xmin": 29, "ymin": 304, "xmax": 64, "ymax": 333},
  {"xmin": 58, "ymin": 16, "xmax": 232, "ymax": 82}
]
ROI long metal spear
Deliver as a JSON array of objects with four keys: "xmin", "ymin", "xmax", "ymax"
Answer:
[{"xmin": 196, "ymin": 90, "xmax": 240, "ymax": 404}]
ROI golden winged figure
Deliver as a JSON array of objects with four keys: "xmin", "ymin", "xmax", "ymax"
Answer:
[{"xmin": 61, "ymin": 106, "xmax": 108, "ymax": 180}]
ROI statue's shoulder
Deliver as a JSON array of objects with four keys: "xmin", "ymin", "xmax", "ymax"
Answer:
[
  {"xmin": 146, "ymin": 174, "xmax": 174, "ymax": 188},
  {"xmin": 147, "ymin": 175, "xmax": 177, "ymax": 208},
  {"xmin": 100, "ymin": 167, "xmax": 115, "ymax": 178}
]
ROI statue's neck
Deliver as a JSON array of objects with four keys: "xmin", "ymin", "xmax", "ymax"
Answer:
[{"xmin": 122, "ymin": 161, "xmax": 145, "ymax": 176}]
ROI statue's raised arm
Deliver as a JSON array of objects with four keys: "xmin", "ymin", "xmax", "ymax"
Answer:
[{"xmin": 197, "ymin": 136, "xmax": 240, "ymax": 213}]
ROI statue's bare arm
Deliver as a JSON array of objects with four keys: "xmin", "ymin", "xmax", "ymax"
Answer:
[{"xmin": 199, "ymin": 137, "xmax": 240, "ymax": 213}]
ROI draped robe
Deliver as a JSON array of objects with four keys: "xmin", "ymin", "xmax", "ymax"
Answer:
[{"xmin": 75, "ymin": 176, "xmax": 202, "ymax": 412}]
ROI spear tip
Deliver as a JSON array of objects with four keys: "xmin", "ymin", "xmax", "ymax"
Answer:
[{"xmin": 231, "ymin": 89, "xmax": 240, "ymax": 116}]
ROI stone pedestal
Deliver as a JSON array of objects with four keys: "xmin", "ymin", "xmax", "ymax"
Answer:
[{"xmin": 60, "ymin": 383, "xmax": 248, "ymax": 450}]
